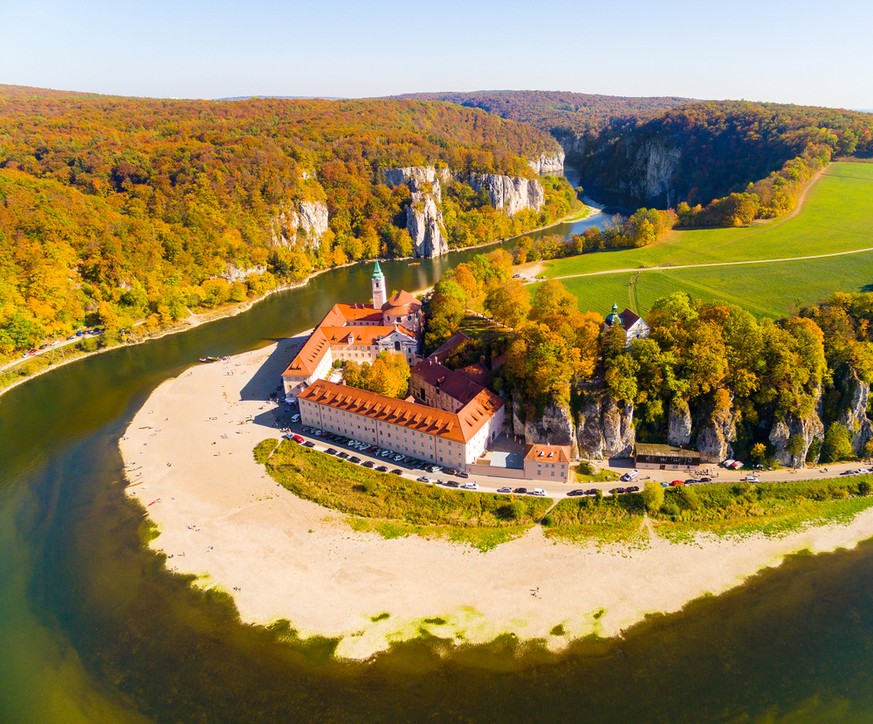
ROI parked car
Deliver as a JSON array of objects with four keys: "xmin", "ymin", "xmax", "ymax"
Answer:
[
  {"xmin": 670, "ymin": 480, "xmax": 685, "ymax": 486},
  {"xmin": 530, "ymin": 488, "xmax": 547, "ymax": 497},
  {"xmin": 291, "ymin": 434, "xmax": 305, "ymax": 444},
  {"xmin": 290, "ymin": 414, "xmax": 301, "ymax": 423},
  {"xmin": 416, "ymin": 476, "xmax": 431, "ymax": 483},
  {"xmin": 610, "ymin": 487, "xmax": 626, "ymax": 495},
  {"xmin": 626, "ymin": 485, "xmax": 640, "ymax": 493},
  {"xmin": 349, "ymin": 456, "xmax": 361, "ymax": 464},
  {"xmin": 428, "ymin": 465, "xmax": 441, "ymax": 473},
  {"xmin": 325, "ymin": 448, "xmax": 337, "ymax": 455},
  {"xmin": 567, "ymin": 489, "xmax": 585, "ymax": 497},
  {"xmin": 375, "ymin": 465, "xmax": 388, "ymax": 472},
  {"xmin": 698, "ymin": 477, "xmax": 712, "ymax": 483},
  {"xmin": 302, "ymin": 441, "xmax": 315, "ymax": 448},
  {"xmin": 620, "ymin": 469, "xmax": 639, "ymax": 483},
  {"xmin": 337, "ymin": 451, "xmax": 349, "ymax": 459},
  {"xmin": 497, "ymin": 487, "xmax": 512, "ymax": 493},
  {"xmin": 444, "ymin": 480, "xmax": 460, "ymax": 488},
  {"xmin": 362, "ymin": 461, "xmax": 375, "ymax": 468},
  {"xmin": 685, "ymin": 479, "xmax": 699, "ymax": 485},
  {"xmin": 584, "ymin": 488, "xmax": 599, "ymax": 496},
  {"xmin": 742, "ymin": 475, "xmax": 760, "ymax": 482},
  {"xmin": 513, "ymin": 487, "xmax": 528, "ymax": 495},
  {"xmin": 460, "ymin": 482, "xmax": 478, "ymax": 490},
  {"xmin": 390, "ymin": 468, "xmax": 403, "ymax": 475},
  {"xmin": 457, "ymin": 472, "xmax": 470, "ymax": 479}
]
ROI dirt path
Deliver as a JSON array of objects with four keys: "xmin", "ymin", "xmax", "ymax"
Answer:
[{"xmin": 550, "ymin": 243, "xmax": 873, "ymax": 282}]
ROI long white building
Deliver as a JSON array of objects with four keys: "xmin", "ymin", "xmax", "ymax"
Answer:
[{"xmin": 298, "ymin": 379, "xmax": 505, "ymax": 471}]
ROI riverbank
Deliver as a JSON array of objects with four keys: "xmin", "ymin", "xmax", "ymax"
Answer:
[
  {"xmin": 120, "ymin": 338, "xmax": 873, "ymax": 661},
  {"xmin": 0, "ymin": 202, "xmax": 598, "ymax": 401}
]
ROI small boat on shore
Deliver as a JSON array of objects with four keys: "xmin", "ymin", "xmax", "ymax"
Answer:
[{"xmin": 199, "ymin": 356, "xmax": 220, "ymax": 363}]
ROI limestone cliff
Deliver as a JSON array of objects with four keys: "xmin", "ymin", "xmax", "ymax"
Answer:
[
  {"xmin": 835, "ymin": 367, "xmax": 873, "ymax": 456},
  {"xmin": 468, "ymin": 173, "xmax": 545, "ymax": 217},
  {"xmin": 617, "ymin": 140, "xmax": 681, "ymax": 207},
  {"xmin": 576, "ymin": 392, "xmax": 635, "ymax": 460},
  {"xmin": 383, "ymin": 166, "xmax": 448, "ymax": 257},
  {"xmin": 768, "ymin": 408, "xmax": 825, "ymax": 467},
  {"xmin": 528, "ymin": 151, "xmax": 565, "ymax": 176},
  {"xmin": 667, "ymin": 398, "xmax": 692, "ymax": 447},
  {"xmin": 513, "ymin": 399, "xmax": 579, "ymax": 458},
  {"xmin": 270, "ymin": 200, "xmax": 329, "ymax": 249},
  {"xmin": 695, "ymin": 393, "xmax": 737, "ymax": 462}
]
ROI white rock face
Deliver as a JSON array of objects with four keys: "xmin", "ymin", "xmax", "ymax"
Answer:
[
  {"xmin": 383, "ymin": 166, "xmax": 448, "ymax": 257},
  {"xmin": 576, "ymin": 393, "xmax": 635, "ymax": 460},
  {"xmin": 271, "ymin": 200, "xmax": 329, "ymax": 249},
  {"xmin": 528, "ymin": 151, "xmax": 565, "ymax": 176},
  {"xmin": 667, "ymin": 398, "xmax": 692, "ymax": 447},
  {"xmin": 836, "ymin": 368, "xmax": 873, "ymax": 456},
  {"xmin": 406, "ymin": 195, "xmax": 448, "ymax": 257},
  {"xmin": 468, "ymin": 173, "xmax": 545, "ymax": 217},
  {"xmin": 220, "ymin": 264, "xmax": 267, "ymax": 283}
]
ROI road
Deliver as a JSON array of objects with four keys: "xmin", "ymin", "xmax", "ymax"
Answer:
[
  {"xmin": 549, "ymin": 244, "xmax": 873, "ymax": 283},
  {"xmin": 0, "ymin": 332, "xmax": 102, "ymax": 374},
  {"xmin": 274, "ymin": 407, "xmax": 871, "ymax": 502}
]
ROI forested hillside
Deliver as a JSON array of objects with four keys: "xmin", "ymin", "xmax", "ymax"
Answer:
[
  {"xmin": 406, "ymin": 92, "xmax": 873, "ymax": 226},
  {"xmin": 577, "ymin": 101, "xmax": 873, "ymax": 211},
  {"xmin": 395, "ymin": 90, "xmax": 690, "ymax": 137},
  {"xmin": 0, "ymin": 86, "xmax": 574, "ymax": 356}
]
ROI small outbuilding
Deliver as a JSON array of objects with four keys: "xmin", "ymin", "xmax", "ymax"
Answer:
[
  {"xmin": 634, "ymin": 443, "xmax": 701, "ymax": 471},
  {"xmin": 604, "ymin": 303, "xmax": 650, "ymax": 347}
]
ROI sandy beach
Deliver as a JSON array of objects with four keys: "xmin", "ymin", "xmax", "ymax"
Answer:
[{"xmin": 120, "ymin": 335, "xmax": 873, "ymax": 660}]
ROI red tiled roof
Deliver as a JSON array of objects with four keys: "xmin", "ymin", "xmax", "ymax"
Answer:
[
  {"xmin": 524, "ymin": 444, "xmax": 572, "ymax": 464},
  {"xmin": 282, "ymin": 298, "xmax": 419, "ymax": 379},
  {"xmin": 427, "ymin": 331, "xmax": 470, "ymax": 362},
  {"xmin": 282, "ymin": 328, "xmax": 329, "ymax": 377},
  {"xmin": 382, "ymin": 290, "xmax": 421, "ymax": 314},
  {"xmin": 458, "ymin": 361, "xmax": 489, "ymax": 386},
  {"xmin": 411, "ymin": 358, "xmax": 484, "ymax": 407},
  {"xmin": 299, "ymin": 379, "xmax": 502, "ymax": 443}
]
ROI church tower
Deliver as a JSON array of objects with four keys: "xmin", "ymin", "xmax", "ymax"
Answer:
[{"xmin": 371, "ymin": 261, "xmax": 387, "ymax": 309}]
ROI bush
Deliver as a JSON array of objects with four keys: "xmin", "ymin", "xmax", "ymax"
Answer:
[
  {"xmin": 821, "ymin": 423, "xmax": 854, "ymax": 463},
  {"xmin": 641, "ymin": 481, "xmax": 665, "ymax": 514},
  {"xmin": 253, "ymin": 438, "xmax": 280, "ymax": 464}
]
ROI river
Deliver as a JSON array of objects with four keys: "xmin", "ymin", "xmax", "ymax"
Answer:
[{"xmin": 2, "ymin": 209, "xmax": 873, "ymax": 722}]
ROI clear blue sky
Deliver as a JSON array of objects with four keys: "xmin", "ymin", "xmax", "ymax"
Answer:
[{"xmin": 2, "ymin": 0, "xmax": 871, "ymax": 108}]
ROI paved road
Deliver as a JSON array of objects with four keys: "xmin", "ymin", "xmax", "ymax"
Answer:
[
  {"xmin": 549, "ymin": 244, "xmax": 873, "ymax": 282},
  {"xmin": 273, "ymin": 407, "xmax": 871, "ymax": 502},
  {"xmin": 0, "ymin": 332, "xmax": 102, "ymax": 373}
]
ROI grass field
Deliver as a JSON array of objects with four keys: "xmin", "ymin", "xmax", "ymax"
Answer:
[
  {"xmin": 259, "ymin": 439, "xmax": 552, "ymax": 551},
  {"xmin": 542, "ymin": 162, "xmax": 873, "ymax": 318}
]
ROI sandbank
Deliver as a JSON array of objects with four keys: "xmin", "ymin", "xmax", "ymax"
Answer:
[{"xmin": 120, "ymin": 336, "xmax": 873, "ymax": 660}]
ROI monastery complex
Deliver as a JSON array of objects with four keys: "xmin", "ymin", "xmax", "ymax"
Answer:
[{"xmin": 281, "ymin": 263, "xmax": 570, "ymax": 479}]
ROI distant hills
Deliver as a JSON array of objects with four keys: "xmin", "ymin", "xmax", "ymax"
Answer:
[{"xmin": 394, "ymin": 90, "xmax": 692, "ymax": 137}]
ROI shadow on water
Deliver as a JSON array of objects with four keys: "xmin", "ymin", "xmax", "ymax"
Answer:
[{"xmin": 3, "ymin": 223, "xmax": 873, "ymax": 721}]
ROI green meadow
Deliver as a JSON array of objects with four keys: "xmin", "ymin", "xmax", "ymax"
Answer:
[{"xmin": 543, "ymin": 162, "xmax": 873, "ymax": 318}]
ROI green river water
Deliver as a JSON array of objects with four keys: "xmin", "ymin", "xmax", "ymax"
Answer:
[{"xmin": 2, "ymin": 216, "xmax": 873, "ymax": 722}]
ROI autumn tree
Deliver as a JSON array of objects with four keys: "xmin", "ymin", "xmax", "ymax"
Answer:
[
  {"xmin": 343, "ymin": 351, "xmax": 410, "ymax": 399},
  {"xmin": 485, "ymin": 279, "xmax": 530, "ymax": 328}
]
